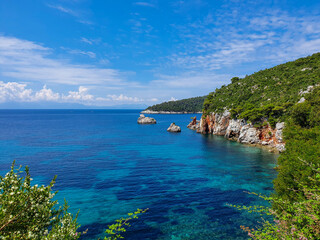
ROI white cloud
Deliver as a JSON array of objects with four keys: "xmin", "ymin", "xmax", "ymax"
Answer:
[
  {"xmin": 0, "ymin": 81, "xmax": 33, "ymax": 102},
  {"xmin": 0, "ymin": 36, "xmax": 124, "ymax": 85},
  {"xmin": 47, "ymin": 4, "xmax": 78, "ymax": 17},
  {"xmin": 0, "ymin": 81, "xmax": 95, "ymax": 104},
  {"xmin": 106, "ymin": 94, "xmax": 142, "ymax": 102},
  {"xmin": 47, "ymin": 4, "xmax": 93, "ymax": 25},
  {"xmin": 0, "ymin": 81, "xmax": 157, "ymax": 106},
  {"xmin": 151, "ymin": 72, "xmax": 230, "ymax": 89},
  {"xmin": 168, "ymin": 8, "xmax": 320, "ymax": 70},
  {"xmin": 68, "ymin": 49, "xmax": 96, "ymax": 58},
  {"xmin": 34, "ymin": 85, "xmax": 60, "ymax": 101},
  {"xmin": 80, "ymin": 37, "xmax": 93, "ymax": 45},
  {"xmin": 134, "ymin": 2, "xmax": 156, "ymax": 8},
  {"xmin": 62, "ymin": 86, "xmax": 94, "ymax": 102},
  {"xmin": 80, "ymin": 37, "xmax": 101, "ymax": 45}
]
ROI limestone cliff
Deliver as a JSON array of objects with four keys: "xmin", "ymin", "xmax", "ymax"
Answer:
[{"xmin": 188, "ymin": 110, "xmax": 285, "ymax": 152}]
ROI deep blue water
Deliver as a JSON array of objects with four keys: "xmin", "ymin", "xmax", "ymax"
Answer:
[{"xmin": 0, "ymin": 110, "xmax": 277, "ymax": 239}]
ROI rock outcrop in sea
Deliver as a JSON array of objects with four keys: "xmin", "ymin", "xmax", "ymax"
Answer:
[
  {"xmin": 137, "ymin": 114, "xmax": 156, "ymax": 124},
  {"xmin": 187, "ymin": 116, "xmax": 200, "ymax": 131},
  {"xmin": 167, "ymin": 123, "xmax": 181, "ymax": 132},
  {"xmin": 188, "ymin": 110, "xmax": 285, "ymax": 152}
]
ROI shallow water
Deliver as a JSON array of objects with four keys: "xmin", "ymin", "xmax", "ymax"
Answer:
[{"xmin": 0, "ymin": 110, "xmax": 277, "ymax": 239}]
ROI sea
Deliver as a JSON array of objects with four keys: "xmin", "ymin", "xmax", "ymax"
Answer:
[{"xmin": 0, "ymin": 109, "xmax": 278, "ymax": 239}]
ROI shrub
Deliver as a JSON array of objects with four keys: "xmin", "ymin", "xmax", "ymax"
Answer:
[
  {"xmin": 235, "ymin": 160, "xmax": 320, "ymax": 240},
  {"xmin": 0, "ymin": 161, "xmax": 82, "ymax": 239}
]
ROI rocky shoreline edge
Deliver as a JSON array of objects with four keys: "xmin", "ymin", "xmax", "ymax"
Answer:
[
  {"xmin": 187, "ymin": 110, "xmax": 285, "ymax": 153},
  {"xmin": 141, "ymin": 110, "xmax": 202, "ymax": 114}
]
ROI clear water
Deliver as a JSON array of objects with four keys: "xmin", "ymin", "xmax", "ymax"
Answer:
[{"xmin": 0, "ymin": 110, "xmax": 277, "ymax": 239}]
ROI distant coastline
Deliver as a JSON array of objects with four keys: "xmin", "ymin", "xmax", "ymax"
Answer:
[{"xmin": 141, "ymin": 110, "xmax": 202, "ymax": 114}]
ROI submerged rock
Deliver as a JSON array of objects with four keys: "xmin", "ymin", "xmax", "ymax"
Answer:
[
  {"xmin": 167, "ymin": 123, "xmax": 181, "ymax": 132},
  {"xmin": 137, "ymin": 114, "xmax": 156, "ymax": 124}
]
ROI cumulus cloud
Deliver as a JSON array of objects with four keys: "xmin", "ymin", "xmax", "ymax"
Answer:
[
  {"xmin": 34, "ymin": 85, "xmax": 60, "ymax": 101},
  {"xmin": 0, "ymin": 81, "xmax": 33, "ymax": 102},
  {"xmin": 0, "ymin": 81, "xmax": 156, "ymax": 106},
  {"xmin": 62, "ymin": 86, "xmax": 94, "ymax": 102}
]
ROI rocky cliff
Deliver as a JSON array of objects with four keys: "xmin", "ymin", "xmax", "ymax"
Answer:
[{"xmin": 188, "ymin": 110, "xmax": 285, "ymax": 152}]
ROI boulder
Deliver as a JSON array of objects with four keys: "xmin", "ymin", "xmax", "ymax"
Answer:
[
  {"xmin": 167, "ymin": 123, "xmax": 181, "ymax": 132},
  {"xmin": 137, "ymin": 114, "xmax": 156, "ymax": 124}
]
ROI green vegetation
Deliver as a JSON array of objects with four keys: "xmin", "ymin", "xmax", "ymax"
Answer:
[
  {"xmin": 0, "ymin": 162, "xmax": 81, "ymax": 239},
  {"xmin": 234, "ymin": 86, "xmax": 320, "ymax": 239},
  {"xmin": 203, "ymin": 52, "xmax": 320, "ymax": 125},
  {"xmin": 146, "ymin": 96, "xmax": 206, "ymax": 112},
  {"xmin": 104, "ymin": 209, "xmax": 148, "ymax": 240},
  {"xmin": 274, "ymin": 86, "xmax": 320, "ymax": 201},
  {"xmin": 0, "ymin": 162, "xmax": 146, "ymax": 240}
]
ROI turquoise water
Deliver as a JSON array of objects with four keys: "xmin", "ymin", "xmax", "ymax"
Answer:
[{"xmin": 0, "ymin": 110, "xmax": 277, "ymax": 239}]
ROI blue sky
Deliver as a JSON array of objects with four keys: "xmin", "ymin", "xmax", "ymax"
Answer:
[{"xmin": 1, "ymin": 0, "xmax": 320, "ymax": 108}]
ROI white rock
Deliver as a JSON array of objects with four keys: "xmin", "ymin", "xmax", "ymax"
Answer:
[
  {"xmin": 137, "ymin": 114, "xmax": 157, "ymax": 124},
  {"xmin": 167, "ymin": 123, "xmax": 181, "ymax": 132},
  {"xmin": 275, "ymin": 122, "xmax": 285, "ymax": 143},
  {"xmin": 276, "ymin": 144, "xmax": 286, "ymax": 152},
  {"xmin": 238, "ymin": 125, "xmax": 260, "ymax": 144},
  {"xmin": 225, "ymin": 119, "xmax": 243, "ymax": 138},
  {"xmin": 298, "ymin": 97, "xmax": 306, "ymax": 103}
]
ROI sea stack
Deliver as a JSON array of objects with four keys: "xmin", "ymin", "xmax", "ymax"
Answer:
[
  {"xmin": 167, "ymin": 123, "xmax": 181, "ymax": 132},
  {"xmin": 137, "ymin": 114, "xmax": 156, "ymax": 124}
]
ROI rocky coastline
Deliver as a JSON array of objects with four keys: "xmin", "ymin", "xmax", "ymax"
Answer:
[{"xmin": 188, "ymin": 110, "xmax": 285, "ymax": 153}]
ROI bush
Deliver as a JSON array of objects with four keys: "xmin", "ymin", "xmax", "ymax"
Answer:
[
  {"xmin": 235, "ymin": 160, "xmax": 320, "ymax": 240},
  {"xmin": 0, "ymin": 161, "xmax": 81, "ymax": 239},
  {"xmin": 0, "ymin": 162, "xmax": 147, "ymax": 240}
]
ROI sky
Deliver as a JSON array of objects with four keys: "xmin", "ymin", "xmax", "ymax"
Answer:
[{"xmin": 0, "ymin": 0, "xmax": 320, "ymax": 108}]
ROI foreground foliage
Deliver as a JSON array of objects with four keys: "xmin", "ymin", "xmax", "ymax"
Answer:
[
  {"xmin": 104, "ymin": 208, "xmax": 148, "ymax": 240},
  {"xmin": 0, "ymin": 162, "xmax": 146, "ymax": 240},
  {"xmin": 0, "ymin": 162, "xmax": 81, "ymax": 239},
  {"xmin": 236, "ymin": 160, "xmax": 320, "ymax": 240}
]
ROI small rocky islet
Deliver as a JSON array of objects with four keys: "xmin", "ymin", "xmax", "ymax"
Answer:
[
  {"xmin": 137, "ymin": 114, "xmax": 156, "ymax": 124},
  {"xmin": 167, "ymin": 123, "xmax": 181, "ymax": 132}
]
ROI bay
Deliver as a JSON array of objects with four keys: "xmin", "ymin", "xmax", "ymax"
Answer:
[{"xmin": 0, "ymin": 109, "xmax": 277, "ymax": 239}]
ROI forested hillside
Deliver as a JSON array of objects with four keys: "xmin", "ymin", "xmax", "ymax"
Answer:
[
  {"xmin": 203, "ymin": 52, "xmax": 320, "ymax": 125},
  {"xmin": 145, "ymin": 96, "xmax": 206, "ymax": 112}
]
